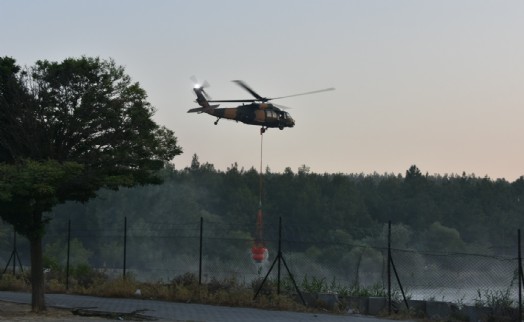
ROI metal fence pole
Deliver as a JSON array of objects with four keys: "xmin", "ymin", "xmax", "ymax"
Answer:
[
  {"xmin": 12, "ymin": 232, "xmax": 16, "ymax": 275},
  {"xmin": 2, "ymin": 228, "xmax": 23, "ymax": 275},
  {"xmin": 199, "ymin": 217, "xmax": 203, "ymax": 285},
  {"xmin": 66, "ymin": 219, "xmax": 71, "ymax": 290},
  {"xmin": 277, "ymin": 216, "xmax": 282, "ymax": 295},
  {"xmin": 123, "ymin": 216, "xmax": 127, "ymax": 279},
  {"xmin": 388, "ymin": 220, "xmax": 392, "ymax": 315},
  {"xmin": 518, "ymin": 228, "xmax": 522, "ymax": 321}
]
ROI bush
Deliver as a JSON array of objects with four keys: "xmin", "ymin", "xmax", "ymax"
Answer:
[
  {"xmin": 70, "ymin": 264, "xmax": 108, "ymax": 288},
  {"xmin": 0, "ymin": 273, "xmax": 30, "ymax": 291}
]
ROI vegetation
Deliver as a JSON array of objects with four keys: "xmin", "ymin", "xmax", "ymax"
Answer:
[
  {"xmin": 474, "ymin": 288, "xmax": 514, "ymax": 310},
  {"xmin": 3, "ymin": 159, "xmax": 513, "ymax": 305},
  {"xmin": 0, "ymin": 56, "xmax": 182, "ymax": 311},
  {"xmin": 2, "ymin": 268, "xmax": 520, "ymax": 319},
  {"xmin": 42, "ymin": 159, "xmax": 524, "ymax": 257},
  {"xmin": 0, "ymin": 270, "xmax": 305, "ymax": 312},
  {"xmin": 1, "ymin": 57, "xmax": 523, "ymax": 313},
  {"xmin": 1, "ymin": 159, "xmax": 523, "ymax": 318}
]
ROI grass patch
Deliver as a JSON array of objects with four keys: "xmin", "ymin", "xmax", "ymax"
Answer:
[
  {"xmin": 0, "ymin": 270, "xmax": 306, "ymax": 312},
  {"xmin": 0, "ymin": 273, "xmax": 31, "ymax": 292}
]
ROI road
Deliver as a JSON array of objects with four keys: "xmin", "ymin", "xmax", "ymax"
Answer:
[{"xmin": 0, "ymin": 291, "xmax": 414, "ymax": 322}]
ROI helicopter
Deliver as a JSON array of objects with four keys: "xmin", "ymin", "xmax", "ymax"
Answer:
[{"xmin": 188, "ymin": 79, "xmax": 334, "ymax": 133}]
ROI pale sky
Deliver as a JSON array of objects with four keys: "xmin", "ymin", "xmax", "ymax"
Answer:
[{"xmin": 2, "ymin": 1, "xmax": 523, "ymax": 181}]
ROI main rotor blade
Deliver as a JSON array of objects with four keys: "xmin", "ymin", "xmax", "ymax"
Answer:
[
  {"xmin": 233, "ymin": 80, "xmax": 268, "ymax": 102},
  {"xmin": 207, "ymin": 99, "xmax": 257, "ymax": 103},
  {"xmin": 273, "ymin": 103, "xmax": 292, "ymax": 110},
  {"xmin": 271, "ymin": 87, "xmax": 335, "ymax": 100}
]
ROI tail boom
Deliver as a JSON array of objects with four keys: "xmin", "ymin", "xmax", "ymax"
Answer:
[{"xmin": 187, "ymin": 105, "xmax": 219, "ymax": 113}]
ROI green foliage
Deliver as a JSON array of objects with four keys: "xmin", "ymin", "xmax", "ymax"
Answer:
[
  {"xmin": 297, "ymin": 275, "xmax": 389, "ymax": 299},
  {"xmin": 348, "ymin": 283, "xmax": 388, "ymax": 297},
  {"xmin": 375, "ymin": 223, "xmax": 412, "ymax": 249},
  {"xmin": 425, "ymin": 221, "xmax": 466, "ymax": 252},
  {"xmin": 0, "ymin": 53, "xmax": 185, "ymax": 238},
  {"xmin": 474, "ymin": 288, "xmax": 514, "ymax": 309},
  {"xmin": 0, "ymin": 160, "xmax": 83, "ymax": 238},
  {"xmin": 0, "ymin": 55, "xmax": 182, "ymax": 206},
  {"xmin": 301, "ymin": 275, "xmax": 328, "ymax": 293},
  {"xmin": 70, "ymin": 264, "xmax": 107, "ymax": 288},
  {"xmin": 172, "ymin": 272, "xmax": 199, "ymax": 287},
  {"xmin": 36, "ymin": 161, "xmax": 524, "ymax": 286},
  {"xmin": 0, "ymin": 55, "xmax": 182, "ymax": 310},
  {"xmin": 0, "ymin": 273, "xmax": 31, "ymax": 291},
  {"xmin": 45, "ymin": 238, "xmax": 93, "ymax": 267}
]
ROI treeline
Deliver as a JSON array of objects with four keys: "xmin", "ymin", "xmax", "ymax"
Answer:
[{"xmin": 41, "ymin": 155, "xmax": 524, "ymax": 260}]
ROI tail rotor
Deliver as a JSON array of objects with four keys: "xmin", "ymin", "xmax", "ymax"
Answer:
[{"xmin": 190, "ymin": 76, "xmax": 211, "ymax": 100}]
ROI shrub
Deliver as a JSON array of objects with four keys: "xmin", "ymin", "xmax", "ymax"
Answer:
[{"xmin": 0, "ymin": 273, "xmax": 30, "ymax": 291}]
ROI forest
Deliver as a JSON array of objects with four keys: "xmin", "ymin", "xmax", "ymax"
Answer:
[
  {"xmin": 110, "ymin": 157, "xmax": 521, "ymax": 245},
  {"xmin": 38, "ymin": 156, "xmax": 524, "ymax": 254},
  {"xmin": 2, "ymin": 156, "xmax": 524, "ymax": 298}
]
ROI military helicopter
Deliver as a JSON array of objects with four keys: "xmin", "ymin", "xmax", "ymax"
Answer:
[{"xmin": 188, "ymin": 79, "xmax": 334, "ymax": 133}]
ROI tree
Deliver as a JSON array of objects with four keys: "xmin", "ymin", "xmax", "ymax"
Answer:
[
  {"xmin": 0, "ymin": 56, "xmax": 182, "ymax": 311},
  {"xmin": 190, "ymin": 153, "xmax": 200, "ymax": 170},
  {"xmin": 424, "ymin": 221, "xmax": 466, "ymax": 253}
]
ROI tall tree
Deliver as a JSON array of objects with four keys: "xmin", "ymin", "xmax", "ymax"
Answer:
[{"xmin": 0, "ymin": 56, "xmax": 182, "ymax": 311}]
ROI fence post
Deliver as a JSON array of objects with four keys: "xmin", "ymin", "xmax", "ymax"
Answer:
[
  {"xmin": 12, "ymin": 232, "xmax": 16, "ymax": 275},
  {"xmin": 123, "ymin": 216, "xmax": 127, "ymax": 279},
  {"xmin": 388, "ymin": 220, "xmax": 392, "ymax": 315},
  {"xmin": 518, "ymin": 228, "xmax": 521, "ymax": 321},
  {"xmin": 277, "ymin": 216, "xmax": 282, "ymax": 295},
  {"xmin": 2, "ymin": 228, "xmax": 23, "ymax": 275},
  {"xmin": 66, "ymin": 219, "xmax": 71, "ymax": 290},
  {"xmin": 199, "ymin": 217, "xmax": 203, "ymax": 285},
  {"xmin": 387, "ymin": 220, "xmax": 409, "ymax": 312}
]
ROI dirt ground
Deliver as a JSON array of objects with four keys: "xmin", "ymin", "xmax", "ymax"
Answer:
[{"xmin": 0, "ymin": 300, "xmax": 104, "ymax": 321}]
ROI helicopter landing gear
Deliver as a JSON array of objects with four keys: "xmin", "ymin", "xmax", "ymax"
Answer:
[
  {"xmin": 260, "ymin": 127, "xmax": 268, "ymax": 134},
  {"xmin": 214, "ymin": 118, "xmax": 220, "ymax": 125}
]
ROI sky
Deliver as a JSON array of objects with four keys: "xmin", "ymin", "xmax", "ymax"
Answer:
[{"xmin": 1, "ymin": 0, "xmax": 523, "ymax": 181}]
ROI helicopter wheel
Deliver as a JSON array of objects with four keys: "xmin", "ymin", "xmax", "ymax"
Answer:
[{"xmin": 214, "ymin": 118, "xmax": 220, "ymax": 125}]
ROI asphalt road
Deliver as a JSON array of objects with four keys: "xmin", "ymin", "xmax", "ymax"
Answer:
[{"xmin": 0, "ymin": 291, "xmax": 417, "ymax": 322}]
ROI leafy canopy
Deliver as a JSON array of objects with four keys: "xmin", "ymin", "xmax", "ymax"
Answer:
[
  {"xmin": 0, "ymin": 56, "xmax": 182, "ymax": 236},
  {"xmin": 0, "ymin": 160, "xmax": 83, "ymax": 237}
]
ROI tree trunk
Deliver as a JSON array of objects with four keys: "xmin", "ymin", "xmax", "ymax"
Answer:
[{"xmin": 29, "ymin": 218, "xmax": 46, "ymax": 312}]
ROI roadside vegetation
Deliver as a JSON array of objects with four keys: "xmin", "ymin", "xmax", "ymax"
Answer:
[
  {"xmin": 1, "ymin": 269, "xmax": 318, "ymax": 312},
  {"xmin": 1, "ymin": 265, "xmax": 521, "ymax": 320},
  {"xmin": 0, "ymin": 263, "xmax": 403, "ymax": 314}
]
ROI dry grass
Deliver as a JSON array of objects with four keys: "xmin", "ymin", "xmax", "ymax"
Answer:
[
  {"xmin": 0, "ymin": 274, "xmax": 31, "ymax": 292},
  {"xmin": 1, "ymin": 271, "xmax": 308, "ymax": 312}
]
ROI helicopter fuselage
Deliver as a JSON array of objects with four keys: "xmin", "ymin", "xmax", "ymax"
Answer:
[{"xmin": 204, "ymin": 103, "xmax": 295, "ymax": 129}]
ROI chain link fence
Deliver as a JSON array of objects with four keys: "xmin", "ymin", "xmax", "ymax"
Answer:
[
  {"xmin": 1, "ymin": 218, "xmax": 522, "ymax": 307},
  {"xmin": 390, "ymin": 249, "xmax": 519, "ymax": 304}
]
